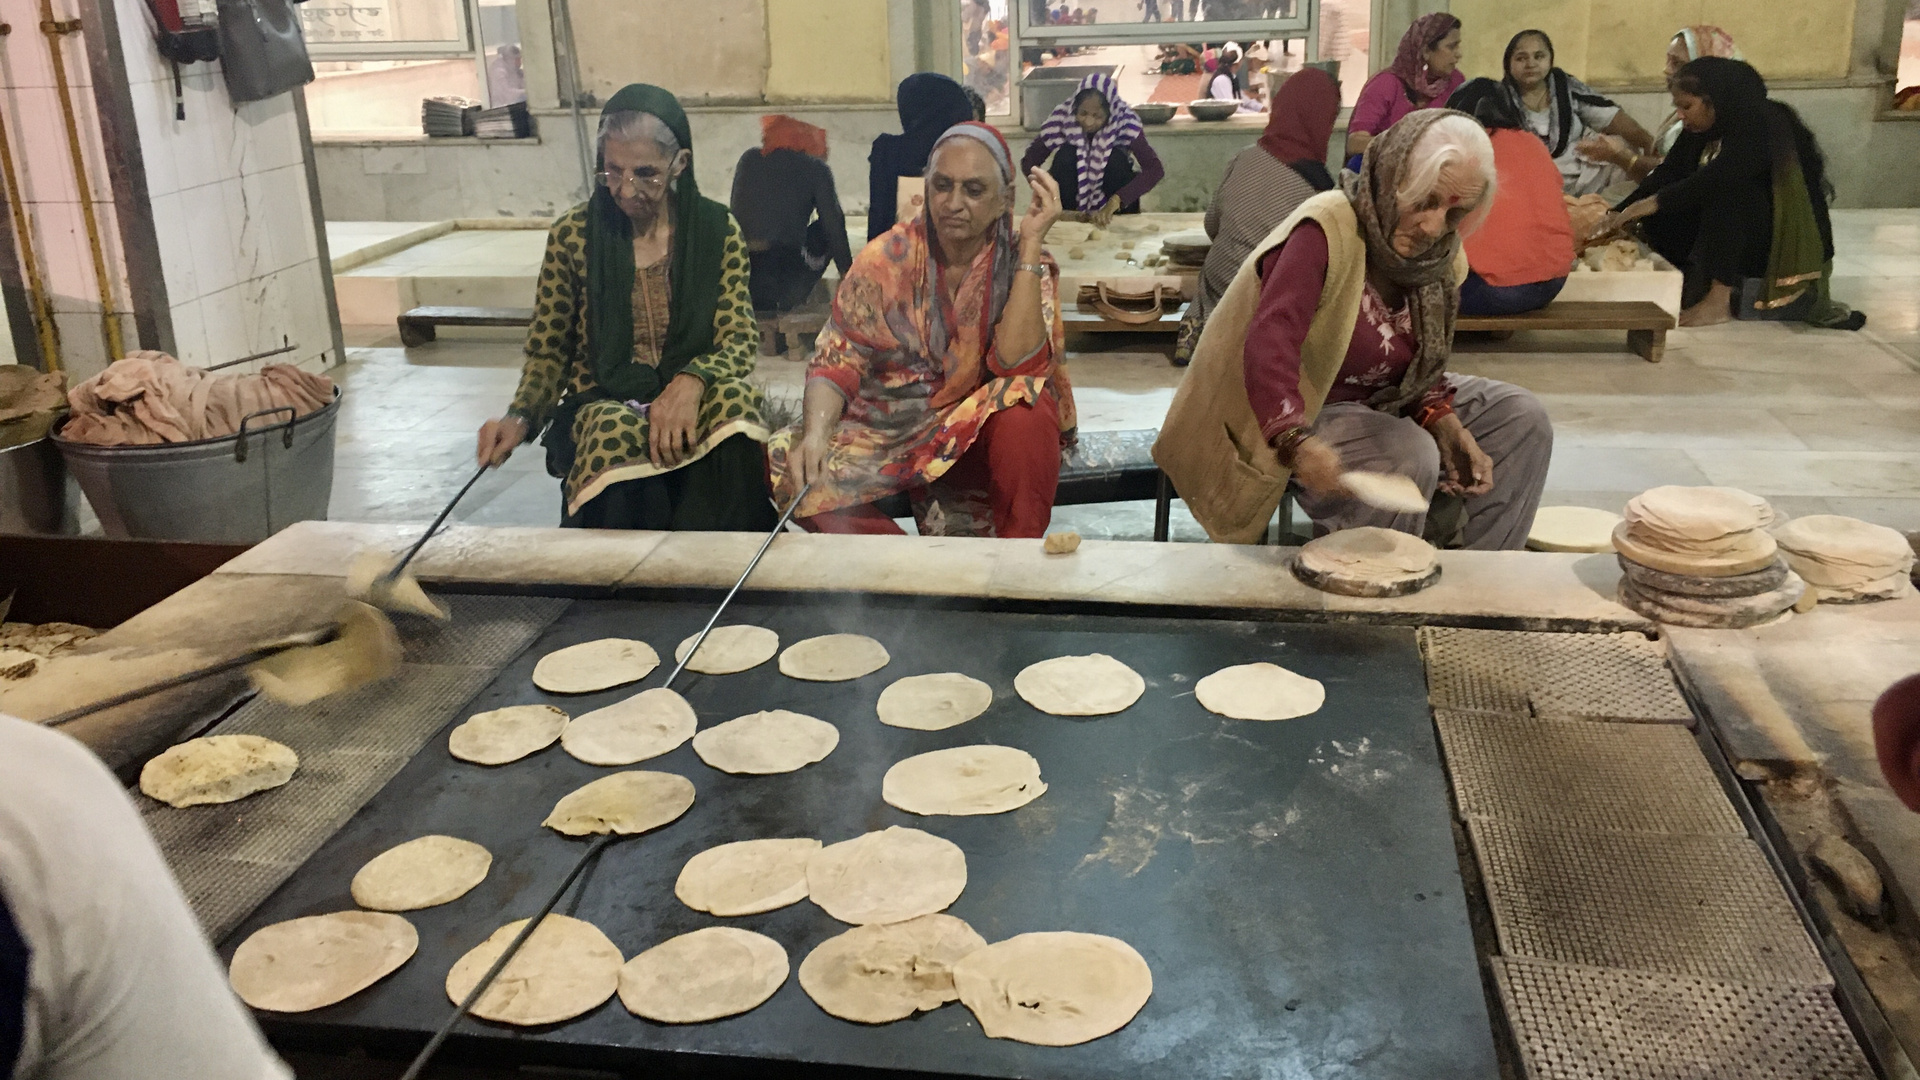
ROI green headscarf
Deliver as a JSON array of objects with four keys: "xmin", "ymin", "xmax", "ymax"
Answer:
[{"xmin": 585, "ymin": 84, "xmax": 733, "ymax": 403}]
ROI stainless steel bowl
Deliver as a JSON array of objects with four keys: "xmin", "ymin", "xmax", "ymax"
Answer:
[
  {"xmin": 1135, "ymin": 102, "xmax": 1176, "ymax": 124},
  {"xmin": 1186, "ymin": 99, "xmax": 1238, "ymax": 122}
]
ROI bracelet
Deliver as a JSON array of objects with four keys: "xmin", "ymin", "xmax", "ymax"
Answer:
[
  {"xmin": 1015, "ymin": 262, "xmax": 1048, "ymax": 277},
  {"xmin": 1272, "ymin": 426, "xmax": 1312, "ymax": 467}
]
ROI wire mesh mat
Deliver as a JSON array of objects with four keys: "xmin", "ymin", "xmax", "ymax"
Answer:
[
  {"xmin": 1468, "ymin": 819, "xmax": 1830, "ymax": 987},
  {"xmin": 142, "ymin": 594, "xmax": 567, "ymax": 940},
  {"xmin": 1418, "ymin": 627, "xmax": 1693, "ymax": 722},
  {"xmin": 1492, "ymin": 957, "xmax": 1873, "ymax": 1080},
  {"xmin": 1435, "ymin": 711, "xmax": 1744, "ymax": 837}
]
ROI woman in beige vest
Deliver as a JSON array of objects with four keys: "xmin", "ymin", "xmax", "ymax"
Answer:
[{"xmin": 1154, "ymin": 111, "xmax": 1553, "ymax": 548}]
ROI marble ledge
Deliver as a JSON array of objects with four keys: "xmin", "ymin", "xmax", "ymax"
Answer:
[{"xmin": 216, "ymin": 521, "xmax": 1652, "ymax": 631}]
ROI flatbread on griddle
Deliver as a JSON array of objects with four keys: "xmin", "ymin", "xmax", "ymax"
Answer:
[
  {"xmin": 1014, "ymin": 654, "xmax": 1145, "ymax": 716},
  {"xmin": 532, "ymin": 638, "xmax": 658, "ymax": 694},
  {"xmin": 798, "ymin": 914, "xmax": 986, "ymax": 1023},
  {"xmin": 542, "ymin": 771, "xmax": 695, "ymax": 836},
  {"xmin": 952, "ymin": 932, "xmax": 1152, "ymax": 1046},
  {"xmin": 807, "ymin": 826, "xmax": 966, "ymax": 925},
  {"xmin": 140, "ymin": 734, "xmax": 298, "ymax": 807},
  {"xmin": 560, "ymin": 687, "xmax": 697, "ymax": 766},
  {"xmin": 1193, "ymin": 662, "xmax": 1324, "ymax": 722},
  {"xmin": 675, "ymin": 837, "xmax": 822, "ymax": 916},
  {"xmin": 778, "ymin": 634, "xmax": 890, "ymax": 682},
  {"xmin": 448, "ymin": 705, "xmax": 568, "ymax": 765},
  {"xmin": 230, "ymin": 911, "xmax": 417, "ymax": 1012},
  {"xmin": 692, "ymin": 710, "xmax": 840, "ymax": 775},
  {"xmin": 673, "ymin": 625, "xmax": 780, "ymax": 675},
  {"xmin": 876, "ymin": 673, "xmax": 993, "ymax": 730},
  {"xmin": 350, "ymin": 835, "xmax": 492, "ymax": 911},
  {"xmin": 444, "ymin": 915, "xmax": 621, "ymax": 1025},
  {"xmin": 616, "ymin": 927, "xmax": 788, "ymax": 1023},
  {"xmin": 882, "ymin": 745, "xmax": 1046, "ymax": 816}
]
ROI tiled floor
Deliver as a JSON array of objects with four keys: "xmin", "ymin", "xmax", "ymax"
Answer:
[{"xmin": 324, "ymin": 209, "xmax": 1920, "ymax": 542}]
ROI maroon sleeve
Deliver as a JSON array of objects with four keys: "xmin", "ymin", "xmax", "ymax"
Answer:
[
  {"xmin": 1113, "ymin": 136, "xmax": 1165, "ymax": 206},
  {"xmin": 1244, "ymin": 221, "xmax": 1330, "ymax": 443},
  {"xmin": 1019, "ymin": 138, "xmax": 1051, "ymax": 175}
]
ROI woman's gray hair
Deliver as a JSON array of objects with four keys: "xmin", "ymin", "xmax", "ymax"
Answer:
[
  {"xmin": 598, "ymin": 109, "xmax": 681, "ymax": 161},
  {"xmin": 1396, "ymin": 113, "xmax": 1497, "ymax": 233}
]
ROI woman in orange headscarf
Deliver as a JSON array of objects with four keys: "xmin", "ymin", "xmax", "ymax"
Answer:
[{"xmin": 730, "ymin": 115, "xmax": 853, "ymax": 318}]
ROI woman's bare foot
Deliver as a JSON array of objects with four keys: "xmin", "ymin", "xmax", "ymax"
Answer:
[{"xmin": 1679, "ymin": 282, "xmax": 1734, "ymax": 327}]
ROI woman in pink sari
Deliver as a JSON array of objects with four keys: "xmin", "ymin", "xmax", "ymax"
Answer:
[{"xmin": 1347, "ymin": 13, "xmax": 1465, "ymax": 162}]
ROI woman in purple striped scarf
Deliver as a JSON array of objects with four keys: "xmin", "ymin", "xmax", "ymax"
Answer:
[{"xmin": 1019, "ymin": 72, "xmax": 1165, "ymax": 227}]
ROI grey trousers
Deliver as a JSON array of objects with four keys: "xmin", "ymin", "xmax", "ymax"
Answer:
[{"xmin": 1293, "ymin": 375, "xmax": 1553, "ymax": 551}]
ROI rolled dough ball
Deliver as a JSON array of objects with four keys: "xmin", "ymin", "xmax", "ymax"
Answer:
[
  {"xmin": 952, "ymin": 932, "xmax": 1152, "ymax": 1046},
  {"xmin": 1194, "ymin": 662, "xmax": 1325, "ymax": 721},
  {"xmin": 560, "ymin": 687, "xmax": 697, "ymax": 766},
  {"xmin": 532, "ymin": 638, "xmax": 659, "ymax": 694},
  {"xmin": 1014, "ymin": 653, "xmax": 1146, "ymax": 716},
  {"xmin": 617, "ymin": 927, "xmax": 788, "ymax": 1023},
  {"xmin": 798, "ymin": 914, "xmax": 987, "ymax": 1023},
  {"xmin": 676, "ymin": 837, "xmax": 823, "ymax": 916},
  {"xmin": 779, "ymin": 633, "xmax": 890, "ymax": 682},
  {"xmin": 445, "ymin": 914, "xmax": 621, "ymax": 1026},
  {"xmin": 876, "ymin": 672, "xmax": 993, "ymax": 731},
  {"xmin": 882, "ymin": 745, "xmax": 1047, "ymax": 816},
  {"xmin": 1068, "ymin": 246, "xmax": 1087, "ymax": 259},
  {"xmin": 673, "ymin": 625, "xmax": 780, "ymax": 675},
  {"xmin": 692, "ymin": 710, "xmax": 840, "ymax": 774},
  {"xmin": 1527, "ymin": 506, "xmax": 1623, "ymax": 553},
  {"xmin": 1340, "ymin": 471, "xmax": 1428, "ymax": 514},
  {"xmin": 1044, "ymin": 531, "xmax": 1082, "ymax": 554},
  {"xmin": 229, "ymin": 911, "xmax": 416, "ymax": 1012},
  {"xmin": 807, "ymin": 826, "xmax": 967, "ymax": 925},
  {"xmin": 448, "ymin": 704, "xmax": 568, "ymax": 765},
  {"xmin": 1296, "ymin": 527, "xmax": 1437, "ymax": 580},
  {"xmin": 140, "ymin": 734, "xmax": 298, "ymax": 807},
  {"xmin": 350, "ymin": 835, "xmax": 491, "ymax": 911},
  {"xmin": 543, "ymin": 771, "xmax": 695, "ymax": 836}
]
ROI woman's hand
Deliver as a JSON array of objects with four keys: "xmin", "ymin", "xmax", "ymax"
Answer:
[
  {"xmin": 1288, "ymin": 435, "xmax": 1346, "ymax": 497},
  {"xmin": 793, "ymin": 427, "xmax": 833, "ymax": 491},
  {"xmin": 1428, "ymin": 415, "xmax": 1494, "ymax": 497},
  {"xmin": 649, "ymin": 373, "xmax": 704, "ymax": 468},
  {"xmin": 1088, "ymin": 194, "xmax": 1121, "ymax": 228},
  {"xmin": 1575, "ymin": 133, "xmax": 1630, "ymax": 168},
  {"xmin": 1020, "ymin": 166, "xmax": 1064, "ymax": 252},
  {"xmin": 476, "ymin": 415, "xmax": 529, "ymax": 468}
]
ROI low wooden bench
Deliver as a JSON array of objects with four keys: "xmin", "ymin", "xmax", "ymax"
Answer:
[
  {"xmin": 1455, "ymin": 300, "xmax": 1675, "ymax": 363},
  {"xmin": 397, "ymin": 306, "xmax": 533, "ymax": 347},
  {"xmin": 872, "ymin": 428, "xmax": 1163, "ymax": 523},
  {"xmin": 757, "ymin": 307, "xmax": 830, "ymax": 357}
]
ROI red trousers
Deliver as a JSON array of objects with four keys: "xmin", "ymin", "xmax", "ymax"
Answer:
[{"xmin": 800, "ymin": 395, "xmax": 1062, "ymax": 538}]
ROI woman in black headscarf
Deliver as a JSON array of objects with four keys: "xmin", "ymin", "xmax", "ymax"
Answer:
[
  {"xmin": 868, "ymin": 73, "xmax": 975, "ymax": 240},
  {"xmin": 1612, "ymin": 57, "xmax": 1862, "ymax": 330}
]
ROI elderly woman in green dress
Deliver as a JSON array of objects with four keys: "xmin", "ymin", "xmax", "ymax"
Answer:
[{"xmin": 476, "ymin": 84, "xmax": 774, "ymax": 530}]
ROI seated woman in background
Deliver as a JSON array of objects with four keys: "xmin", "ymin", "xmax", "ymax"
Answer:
[
  {"xmin": 1155, "ymin": 112, "xmax": 1553, "ymax": 550},
  {"xmin": 1020, "ymin": 73, "xmax": 1164, "ymax": 227},
  {"xmin": 729, "ymin": 116, "xmax": 853, "ymax": 319},
  {"xmin": 869, "ymin": 73, "xmax": 975, "ymax": 240},
  {"xmin": 1175, "ymin": 67, "xmax": 1342, "ymax": 365},
  {"xmin": 769, "ymin": 123, "xmax": 1078, "ymax": 539},
  {"xmin": 1347, "ymin": 14, "xmax": 1464, "ymax": 162},
  {"xmin": 1448, "ymin": 79, "xmax": 1575, "ymax": 316},
  {"xmin": 1579, "ymin": 25, "xmax": 1741, "ymax": 183},
  {"xmin": 1611, "ymin": 57, "xmax": 1864, "ymax": 330},
  {"xmin": 1500, "ymin": 29, "xmax": 1653, "ymax": 196}
]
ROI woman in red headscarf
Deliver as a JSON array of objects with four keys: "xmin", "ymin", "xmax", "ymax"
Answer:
[
  {"xmin": 1347, "ymin": 13, "xmax": 1464, "ymax": 161},
  {"xmin": 729, "ymin": 115, "xmax": 853, "ymax": 319},
  {"xmin": 1175, "ymin": 66, "xmax": 1341, "ymax": 365}
]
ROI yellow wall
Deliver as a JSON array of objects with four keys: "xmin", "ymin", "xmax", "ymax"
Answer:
[
  {"xmin": 765, "ymin": 0, "xmax": 893, "ymax": 102},
  {"xmin": 1452, "ymin": 0, "xmax": 1855, "ymax": 85},
  {"xmin": 571, "ymin": 0, "xmax": 770, "ymax": 103}
]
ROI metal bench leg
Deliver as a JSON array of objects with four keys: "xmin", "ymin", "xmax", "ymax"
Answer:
[{"xmin": 1153, "ymin": 471, "xmax": 1173, "ymax": 542}]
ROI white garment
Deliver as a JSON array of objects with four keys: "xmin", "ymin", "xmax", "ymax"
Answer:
[
  {"xmin": 0, "ymin": 716, "xmax": 291, "ymax": 1080},
  {"xmin": 1208, "ymin": 72, "xmax": 1236, "ymax": 100},
  {"xmin": 1518, "ymin": 74, "xmax": 1624, "ymax": 197}
]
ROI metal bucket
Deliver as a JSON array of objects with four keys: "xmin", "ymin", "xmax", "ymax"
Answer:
[
  {"xmin": 53, "ymin": 389, "xmax": 339, "ymax": 543},
  {"xmin": 0, "ymin": 436, "xmax": 78, "ymax": 534}
]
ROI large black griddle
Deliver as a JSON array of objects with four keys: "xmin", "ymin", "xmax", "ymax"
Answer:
[{"xmin": 229, "ymin": 595, "xmax": 1497, "ymax": 1078}]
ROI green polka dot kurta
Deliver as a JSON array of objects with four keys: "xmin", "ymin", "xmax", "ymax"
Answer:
[{"xmin": 507, "ymin": 203, "xmax": 767, "ymax": 516}]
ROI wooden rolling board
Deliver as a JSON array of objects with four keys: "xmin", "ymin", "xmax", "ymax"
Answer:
[{"xmin": 1047, "ymin": 212, "xmax": 1204, "ymax": 300}]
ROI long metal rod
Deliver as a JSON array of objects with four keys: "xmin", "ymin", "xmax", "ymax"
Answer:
[
  {"xmin": 40, "ymin": 2, "xmax": 121, "ymax": 361},
  {"xmin": 377, "ymin": 462, "xmax": 491, "ymax": 589},
  {"xmin": 43, "ymin": 632, "xmax": 329, "ymax": 726},
  {"xmin": 660, "ymin": 481, "xmax": 810, "ymax": 692},
  {"xmin": 206, "ymin": 336, "xmax": 299, "ymax": 371},
  {"xmin": 0, "ymin": 61, "xmax": 62, "ymax": 371},
  {"xmin": 397, "ymin": 832, "xmax": 619, "ymax": 1080}
]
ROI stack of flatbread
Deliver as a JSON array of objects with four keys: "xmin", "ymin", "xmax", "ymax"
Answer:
[
  {"xmin": 1772, "ymin": 515, "xmax": 1917, "ymax": 603},
  {"xmin": 1613, "ymin": 486, "xmax": 1807, "ymax": 628},
  {"xmin": 1291, "ymin": 527, "xmax": 1439, "ymax": 596}
]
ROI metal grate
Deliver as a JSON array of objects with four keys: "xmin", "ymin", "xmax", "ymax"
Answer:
[
  {"xmin": 399, "ymin": 594, "xmax": 571, "ymax": 667},
  {"xmin": 1436, "ymin": 711, "xmax": 1744, "ymax": 837},
  {"xmin": 1419, "ymin": 627, "xmax": 1693, "ymax": 722},
  {"xmin": 1492, "ymin": 957, "xmax": 1873, "ymax": 1080},
  {"xmin": 1468, "ymin": 819, "xmax": 1830, "ymax": 987}
]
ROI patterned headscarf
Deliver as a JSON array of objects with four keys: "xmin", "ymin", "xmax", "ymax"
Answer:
[
  {"xmin": 926, "ymin": 122, "xmax": 1019, "ymax": 357},
  {"xmin": 1037, "ymin": 72, "xmax": 1144, "ymax": 212},
  {"xmin": 1389, "ymin": 12, "xmax": 1462, "ymax": 106},
  {"xmin": 1675, "ymin": 25, "xmax": 1741, "ymax": 64},
  {"xmin": 1341, "ymin": 109, "xmax": 1473, "ymax": 417}
]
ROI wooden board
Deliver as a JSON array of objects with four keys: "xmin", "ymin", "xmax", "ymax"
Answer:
[
  {"xmin": 1454, "ymin": 301, "xmax": 1675, "ymax": 332},
  {"xmin": 1612, "ymin": 523, "xmax": 1781, "ymax": 579},
  {"xmin": 1290, "ymin": 556, "xmax": 1442, "ymax": 597}
]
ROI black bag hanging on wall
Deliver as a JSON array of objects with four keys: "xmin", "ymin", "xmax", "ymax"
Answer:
[{"xmin": 216, "ymin": 0, "xmax": 314, "ymax": 103}]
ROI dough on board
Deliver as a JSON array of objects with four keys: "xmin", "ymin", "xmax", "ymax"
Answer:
[
  {"xmin": 1623, "ymin": 486, "xmax": 1766, "ymax": 550},
  {"xmin": 616, "ymin": 927, "xmax": 789, "ymax": 1023},
  {"xmin": 1773, "ymin": 514, "xmax": 1917, "ymax": 601},
  {"xmin": 1296, "ymin": 527, "xmax": 1437, "ymax": 580},
  {"xmin": 532, "ymin": 638, "xmax": 659, "ymax": 694},
  {"xmin": 560, "ymin": 687, "xmax": 697, "ymax": 766},
  {"xmin": 1014, "ymin": 654, "xmax": 1146, "ymax": 716},
  {"xmin": 673, "ymin": 625, "xmax": 781, "ymax": 675},
  {"xmin": 448, "ymin": 704, "xmax": 568, "ymax": 765},
  {"xmin": 798, "ymin": 914, "xmax": 987, "ymax": 1024},
  {"xmin": 778, "ymin": 634, "xmax": 890, "ymax": 682},
  {"xmin": 876, "ymin": 672, "xmax": 994, "ymax": 731},
  {"xmin": 346, "ymin": 549, "xmax": 448, "ymax": 620},
  {"xmin": 229, "ymin": 911, "xmax": 417, "ymax": 1012},
  {"xmin": 952, "ymin": 932, "xmax": 1153, "ymax": 1046},
  {"xmin": 675, "ymin": 837, "xmax": 823, "ymax": 916},
  {"xmin": 882, "ymin": 745, "xmax": 1047, "ymax": 816},
  {"xmin": 692, "ymin": 710, "xmax": 840, "ymax": 774},
  {"xmin": 1340, "ymin": 471, "xmax": 1429, "ymax": 514},
  {"xmin": 1193, "ymin": 662, "xmax": 1325, "ymax": 722},
  {"xmin": 445, "ymin": 914, "xmax": 622, "ymax": 1026},
  {"xmin": 140, "ymin": 734, "xmax": 298, "ymax": 808},
  {"xmin": 807, "ymin": 826, "xmax": 967, "ymax": 925},
  {"xmin": 1527, "ymin": 506, "xmax": 1623, "ymax": 553},
  {"xmin": 350, "ymin": 835, "xmax": 492, "ymax": 912},
  {"xmin": 542, "ymin": 771, "xmax": 695, "ymax": 836}
]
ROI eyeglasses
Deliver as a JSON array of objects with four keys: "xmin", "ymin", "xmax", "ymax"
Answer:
[{"xmin": 595, "ymin": 169, "xmax": 670, "ymax": 195}]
